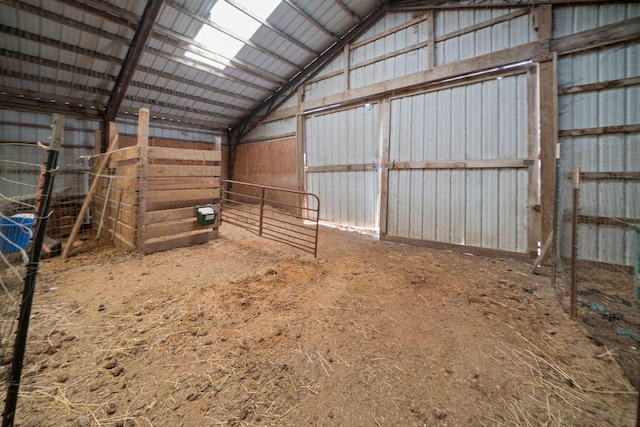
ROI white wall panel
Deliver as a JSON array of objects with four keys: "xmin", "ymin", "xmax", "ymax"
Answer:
[
  {"xmin": 553, "ymin": 4, "xmax": 640, "ymax": 38},
  {"xmin": 350, "ymin": 14, "xmax": 429, "ymax": 91},
  {"xmin": 387, "ymin": 74, "xmax": 530, "ymax": 253},
  {"xmin": 434, "ymin": 10, "xmax": 535, "ymax": 67},
  {"xmin": 557, "ymin": 24, "xmax": 640, "ymax": 266},
  {"xmin": 243, "ymin": 117, "xmax": 296, "ymax": 141},
  {"xmin": 305, "ymin": 104, "xmax": 379, "ymax": 230}
]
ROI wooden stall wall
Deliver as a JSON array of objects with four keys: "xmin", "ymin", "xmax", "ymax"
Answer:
[
  {"xmin": 142, "ymin": 137, "xmax": 221, "ymax": 254},
  {"xmin": 92, "ymin": 113, "xmax": 221, "ymax": 254},
  {"xmin": 232, "ymin": 138, "xmax": 298, "ymax": 211},
  {"xmin": 92, "ymin": 136, "xmax": 141, "ymax": 251}
]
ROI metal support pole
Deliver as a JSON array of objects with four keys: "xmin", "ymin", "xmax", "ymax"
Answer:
[
  {"xmin": 551, "ymin": 143, "xmax": 561, "ymax": 288},
  {"xmin": 3, "ymin": 114, "xmax": 64, "ymax": 427},
  {"xmin": 258, "ymin": 187, "xmax": 265, "ymax": 237},
  {"xmin": 570, "ymin": 167, "xmax": 579, "ymax": 320}
]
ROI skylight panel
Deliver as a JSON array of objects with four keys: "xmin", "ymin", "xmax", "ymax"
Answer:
[{"xmin": 185, "ymin": 0, "xmax": 281, "ymax": 70}]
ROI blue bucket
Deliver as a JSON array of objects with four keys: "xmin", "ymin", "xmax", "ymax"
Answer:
[{"xmin": 0, "ymin": 215, "xmax": 35, "ymax": 254}]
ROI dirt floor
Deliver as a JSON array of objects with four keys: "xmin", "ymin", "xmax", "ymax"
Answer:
[{"xmin": 1, "ymin": 222, "xmax": 639, "ymax": 426}]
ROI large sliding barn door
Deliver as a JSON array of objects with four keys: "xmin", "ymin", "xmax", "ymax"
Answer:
[
  {"xmin": 305, "ymin": 104, "xmax": 380, "ymax": 231},
  {"xmin": 385, "ymin": 74, "xmax": 538, "ymax": 255}
]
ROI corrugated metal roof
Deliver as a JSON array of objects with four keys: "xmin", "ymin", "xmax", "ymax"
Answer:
[{"xmin": 0, "ymin": 0, "xmax": 388, "ymax": 133}]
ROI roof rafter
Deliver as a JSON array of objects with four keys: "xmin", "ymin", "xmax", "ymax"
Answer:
[
  {"xmin": 0, "ymin": 39, "xmax": 255, "ymax": 112},
  {"xmin": 233, "ymin": 3, "xmax": 390, "ymax": 139},
  {"xmin": 281, "ymin": 0, "xmax": 336, "ymax": 39},
  {"xmin": 50, "ymin": 0, "xmax": 283, "ymax": 92},
  {"xmin": 0, "ymin": 68, "xmax": 239, "ymax": 122},
  {"xmin": 105, "ymin": 0, "xmax": 164, "ymax": 122},
  {"xmin": 333, "ymin": 0, "xmax": 362, "ymax": 23}
]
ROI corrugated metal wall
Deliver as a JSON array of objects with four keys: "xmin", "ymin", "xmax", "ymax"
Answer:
[
  {"xmin": 117, "ymin": 117, "xmax": 223, "ymax": 144},
  {"xmin": 303, "ymin": 12, "xmax": 431, "ymax": 101},
  {"xmin": 434, "ymin": 8, "xmax": 536, "ymax": 65},
  {"xmin": 386, "ymin": 74, "xmax": 530, "ymax": 253},
  {"xmin": 350, "ymin": 12, "xmax": 430, "ymax": 89},
  {"xmin": 556, "ymin": 5, "xmax": 640, "ymax": 266},
  {"xmin": 305, "ymin": 104, "xmax": 379, "ymax": 229},
  {"xmin": 0, "ymin": 110, "xmax": 97, "ymax": 198},
  {"xmin": 242, "ymin": 116, "xmax": 296, "ymax": 142}
]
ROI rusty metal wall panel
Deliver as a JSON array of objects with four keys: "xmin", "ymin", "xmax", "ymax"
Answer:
[
  {"xmin": 305, "ymin": 104, "xmax": 379, "ymax": 230},
  {"xmin": 386, "ymin": 74, "xmax": 529, "ymax": 253}
]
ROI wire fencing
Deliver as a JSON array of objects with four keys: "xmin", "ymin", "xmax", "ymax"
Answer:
[
  {"xmin": 554, "ymin": 138, "xmax": 640, "ymax": 309},
  {"xmin": 0, "ymin": 142, "xmax": 46, "ymax": 366}
]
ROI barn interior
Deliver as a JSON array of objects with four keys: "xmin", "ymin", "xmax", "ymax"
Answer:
[{"xmin": 0, "ymin": 0, "xmax": 639, "ymax": 425}]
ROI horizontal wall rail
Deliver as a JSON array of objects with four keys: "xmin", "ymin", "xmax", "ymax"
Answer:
[{"xmin": 221, "ymin": 180, "xmax": 320, "ymax": 257}]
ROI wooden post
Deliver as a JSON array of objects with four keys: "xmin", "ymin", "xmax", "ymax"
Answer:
[
  {"xmin": 570, "ymin": 167, "xmax": 580, "ymax": 320},
  {"xmin": 136, "ymin": 108, "xmax": 150, "ymax": 251},
  {"xmin": 343, "ymin": 45, "xmax": 350, "ymax": 92},
  {"xmin": 62, "ymin": 122, "xmax": 118, "ymax": 259},
  {"xmin": 527, "ymin": 64, "xmax": 542, "ymax": 259},
  {"xmin": 378, "ymin": 98, "xmax": 391, "ymax": 238},
  {"xmin": 426, "ymin": 11, "xmax": 435, "ymax": 69},
  {"xmin": 296, "ymin": 96, "xmax": 306, "ymax": 219}
]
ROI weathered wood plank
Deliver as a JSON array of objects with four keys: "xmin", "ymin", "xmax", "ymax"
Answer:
[
  {"xmin": 378, "ymin": 99, "xmax": 391, "ymax": 238},
  {"xmin": 553, "ymin": 16, "xmax": 640, "ymax": 55},
  {"xmin": 147, "ymin": 165, "xmax": 222, "ymax": 177},
  {"xmin": 144, "ymin": 219, "xmax": 208, "ymax": 240},
  {"xmin": 147, "ymin": 177, "xmax": 220, "ymax": 191},
  {"xmin": 144, "ymin": 205, "xmax": 220, "ymax": 224},
  {"xmin": 306, "ymin": 163, "xmax": 378, "ymax": 173},
  {"xmin": 352, "ymin": 41, "xmax": 431, "ymax": 70},
  {"xmin": 300, "ymin": 41, "xmax": 549, "ymax": 113},
  {"xmin": 351, "ymin": 13, "xmax": 429, "ymax": 49},
  {"xmin": 386, "ymin": 159, "xmax": 532, "ymax": 170},
  {"xmin": 381, "ymin": 234, "xmax": 532, "ymax": 260},
  {"xmin": 146, "ymin": 188, "xmax": 219, "ymax": 204},
  {"xmin": 141, "ymin": 229, "xmax": 218, "ymax": 254},
  {"xmin": 580, "ymin": 172, "xmax": 640, "ymax": 181},
  {"xmin": 426, "ymin": 11, "xmax": 434, "ymax": 68},
  {"xmin": 539, "ymin": 54, "xmax": 558, "ymax": 242},
  {"xmin": 558, "ymin": 76, "xmax": 640, "ymax": 94},
  {"xmin": 238, "ymin": 133, "xmax": 296, "ymax": 145},
  {"xmin": 146, "ymin": 198, "xmax": 218, "ymax": 212},
  {"xmin": 527, "ymin": 65, "xmax": 542, "ymax": 257},
  {"xmin": 148, "ymin": 146, "xmax": 221, "ymax": 162},
  {"xmin": 136, "ymin": 108, "xmax": 150, "ymax": 250},
  {"xmin": 561, "ymin": 214, "xmax": 640, "ymax": 227},
  {"xmin": 559, "ymin": 124, "xmax": 640, "ymax": 137},
  {"xmin": 435, "ymin": 9, "xmax": 529, "ymax": 43},
  {"xmin": 95, "ymin": 146, "xmax": 139, "ymax": 163}
]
